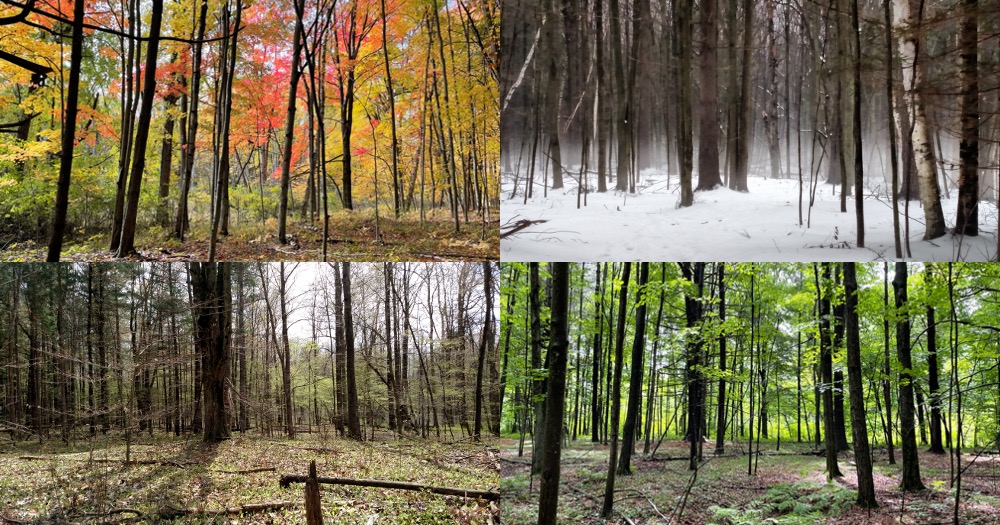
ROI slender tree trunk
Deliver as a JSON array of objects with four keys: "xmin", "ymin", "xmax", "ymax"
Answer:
[
  {"xmin": 45, "ymin": 0, "xmax": 86, "ymax": 262},
  {"xmin": 116, "ymin": 0, "xmax": 164, "ymax": 256},
  {"xmin": 894, "ymin": 262, "xmax": 926, "ymax": 491},
  {"xmin": 342, "ymin": 263, "xmax": 362, "ymax": 439},
  {"xmin": 844, "ymin": 263, "xmax": 877, "ymax": 508},
  {"xmin": 715, "ymin": 263, "xmax": 727, "ymax": 454},
  {"xmin": 600, "ymin": 262, "xmax": 631, "ymax": 518},
  {"xmin": 618, "ymin": 263, "xmax": 648, "ymax": 475},
  {"xmin": 536, "ymin": 263, "xmax": 570, "ymax": 525}
]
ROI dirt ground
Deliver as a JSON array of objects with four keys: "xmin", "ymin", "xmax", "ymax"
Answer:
[
  {"xmin": 0, "ymin": 431, "xmax": 499, "ymax": 524},
  {"xmin": 500, "ymin": 437, "xmax": 1000, "ymax": 524}
]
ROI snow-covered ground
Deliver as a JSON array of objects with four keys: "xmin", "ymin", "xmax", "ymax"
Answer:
[{"xmin": 501, "ymin": 169, "xmax": 998, "ymax": 261}]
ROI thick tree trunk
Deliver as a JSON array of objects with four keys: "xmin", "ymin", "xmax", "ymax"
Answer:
[
  {"xmin": 696, "ymin": 0, "xmax": 721, "ymax": 190},
  {"xmin": 677, "ymin": 0, "xmax": 693, "ymax": 205},
  {"xmin": 189, "ymin": 263, "xmax": 233, "ymax": 442},
  {"xmin": 894, "ymin": 0, "xmax": 946, "ymax": 239},
  {"xmin": 731, "ymin": 0, "xmax": 752, "ymax": 192}
]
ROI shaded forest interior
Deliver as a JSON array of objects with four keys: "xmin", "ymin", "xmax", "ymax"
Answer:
[
  {"xmin": 0, "ymin": 262, "xmax": 500, "ymax": 523},
  {"xmin": 501, "ymin": 0, "xmax": 1000, "ymax": 256},
  {"xmin": 502, "ymin": 262, "xmax": 1000, "ymax": 524},
  {"xmin": 0, "ymin": 0, "xmax": 499, "ymax": 261}
]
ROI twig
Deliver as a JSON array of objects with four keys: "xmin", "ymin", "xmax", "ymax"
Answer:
[{"xmin": 211, "ymin": 467, "xmax": 277, "ymax": 474}]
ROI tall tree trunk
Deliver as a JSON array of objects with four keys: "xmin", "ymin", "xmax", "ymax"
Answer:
[
  {"xmin": 926, "ymin": 267, "xmax": 945, "ymax": 454},
  {"xmin": 680, "ymin": 263, "xmax": 706, "ymax": 470},
  {"xmin": 278, "ymin": 0, "xmax": 304, "ymax": 244},
  {"xmin": 618, "ymin": 263, "xmax": 648, "ymax": 475},
  {"xmin": 894, "ymin": 262, "xmax": 926, "ymax": 491},
  {"xmin": 279, "ymin": 262, "xmax": 294, "ymax": 438},
  {"xmin": 817, "ymin": 263, "xmax": 842, "ymax": 478},
  {"xmin": 715, "ymin": 263, "xmax": 727, "ymax": 454},
  {"xmin": 342, "ymin": 263, "xmax": 362, "ymax": 439},
  {"xmin": 844, "ymin": 263, "xmax": 877, "ymax": 508},
  {"xmin": 45, "ymin": 0, "xmax": 86, "ymax": 261},
  {"xmin": 189, "ymin": 263, "xmax": 233, "ymax": 442},
  {"xmin": 894, "ymin": 0, "xmax": 946, "ymax": 239},
  {"xmin": 474, "ymin": 263, "xmax": 494, "ymax": 439},
  {"xmin": 696, "ymin": 0, "xmax": 721, "ymax": 190},
  {"xmin": 956, "ymin": 0, "xmax": 979, "ymax": 236},
  {"xmin": 174, "ymin": 0, "xmax": 208, "ymax": 241},
  {"xmin": 852, "ymin": 0, "xmax": 865, "ymax": 246},
  {"xmin": 731, "ymin": 0, "xmax": 752, "ymax": 192},
  {"xmin": 677, "ymin": 0, "xmax": 694, "ymax": 205},
  {"xmin": 536, "ymin": 263, "xmax": 570, "ymax": 525},
  {"xmin": 600, "ymin": 262, "xmax": 631, "ymax": 518},
  {"xmin": 591, "ymin": 263, "xmax": 604, "ymax": 442}
]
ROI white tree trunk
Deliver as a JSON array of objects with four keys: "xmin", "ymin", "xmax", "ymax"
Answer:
[{"xmin": 893, "ymin": 0, "xmax": 946, "ymax": 239}]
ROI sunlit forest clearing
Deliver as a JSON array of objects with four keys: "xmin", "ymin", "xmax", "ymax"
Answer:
[
  {"xmin": 0, "ymin": 262, "xmax": 501, "ymax": 522},
  {"xmin": 0, "ymin": 0, "xmax": 499, "ymax": 262},
  {"xmin": 501, "ymin": 262, "xmax": 1000, "ymax": 524}
]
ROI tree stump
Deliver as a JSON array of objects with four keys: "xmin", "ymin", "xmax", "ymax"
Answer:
[{"xmin": 305, "ymin": 460, "xmax": 323, "ymax": 525}]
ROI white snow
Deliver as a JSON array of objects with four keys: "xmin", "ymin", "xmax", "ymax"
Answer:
[{"xmin": 501, "ymin": 169, "xmax": 998, "ymax": 262}]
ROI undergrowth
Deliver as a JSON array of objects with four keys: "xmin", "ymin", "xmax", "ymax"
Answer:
[{"xmin": 708, "ymin": 481, "xmax": 855, "ymax": 525}]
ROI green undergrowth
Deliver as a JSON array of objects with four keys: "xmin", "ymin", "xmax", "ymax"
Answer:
[{"xmin": 708, "ymin": 481, "xmax": 855, "ymax": 525}]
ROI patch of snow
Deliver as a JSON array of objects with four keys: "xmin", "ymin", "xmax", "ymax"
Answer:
[{"xmin": 501, "ymin": 170, "xmax": 998, "ymax": 262}]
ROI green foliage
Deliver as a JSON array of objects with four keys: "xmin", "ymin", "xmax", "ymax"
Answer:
[{"xmin": 708, "ymin": 481, "xmax": 855, "ymax": 525}]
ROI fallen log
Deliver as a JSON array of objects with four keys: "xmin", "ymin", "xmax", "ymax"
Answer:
[
  {"xmin": 500, "ymin": 219, "xmax": 547, "ymax": 239},
  {"xmin": 278, "ymin": 474, "xmax": 500, "ymax": 501},
  {"xmin": 211, "ymin": 467, "xmax": 276, "ymax": 474},
  {"xmin": 156, "ymin": 501, "xmax": 293, "ymax": 520},
  {"xmin": 18, "ymin": 455, "xmax": 189, "ymax": 467}
]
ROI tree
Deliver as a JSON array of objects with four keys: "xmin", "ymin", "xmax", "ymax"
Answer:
[
  {"xmin": 536, "ymin": 263, "xmax": 569, "ymax": 525},
  {"xmin": 474, "ymin": 263, "xmax": 495, "ymax": 439},
  {"xmin": 695, "ymin": 0, "xmax": 721, "ymax": 191},
  {"xmin": 843, "ymin": 262, "xmax": 876, "ymax": 508},
  {"xmin": 277, "ymin": 0, "xmax": 304, "ymax": 245},
  {"xmin": 189, "ymin": 263, "xmax": 233, "ymax": 442},
  {"xmin": 851, "ymin": 0, "xmax": 864, "ymax": 247},
  {"xmin": 817, "ymin": 263, "xmax": 841, "ymax": 478},
  {"xmin": 730, "ymin": 0, "xmax": 753, "ymax": 192},
  {"xmin": 680, "ymin": 262, "xmax": 706, "ymax": 470},
  {"xmin": 893, "ymin": 0, "xmax": 945, "ymax": 240},
  {"xmin": 618, "ymin": 262, "xmax": 648, "ymax": 474},
  {"xmin": 955, "ymin": 0, "xmax": 979, "ymax": 236},
  {"xmin": 601, "ymin": 262, "xmax": 630, "ymax": 518},
  {"xmin": 44, "ymin": 0, "xmax": 84, "ymax": 262},
  {"xmin": 893, "ymin": 262, "xmax": 925, "ymax": 491},
  {"xmin": 677, "ymin": 0, "xmax": 693, "ymax": 205},
  {"xmin": 116, "ymin": 0, "xmax": 165, "ymax": 257},
  {"xmin": 342, "ymin": 262, "xmax": 362, "ymax": 440}
]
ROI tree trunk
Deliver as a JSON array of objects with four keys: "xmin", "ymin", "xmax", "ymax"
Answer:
[
  {"xmin": 677, "ymin": 0, "xmax": 694, "ymax": 205},
  {"xmin": 278, "ymin": 0, "xmax": 304, "ymax": 244},
  {"xmin": 116, "ymin": 0, "xmax": 164, "ymax": 256},
  {"xmin": 893, "ymin": 262, "xmax": 926, "ymax": 491},
  {"xmin": 618, "ymin": 263, "xmax": 648, "ymax": 475},
  {"xmin": 342, "ymin": 263, "xmax": 362, "ymax": 440},
  {"xmin": 696, "ymin": 0, "xmax": 721, "ymax": 190},
  {"xmin": 174, "ymin": 0, "xmax": 208, "ymax": 241},
  {"xmin": 474, "ymin": 262, "xmax": 494, "ymax": 439},
  {"xmin": 894, "ymin": 0, "xmax": 946, "ymax": 239},
  {"xmin": 817, "ymin": 263, "xmax": 842, "ymax": 478},
  {"xmin": 600, "ymin": 262, "xmax": 631, "ymax": 518},
  {"xmin": 731, "ymin": 0, "xmax": 752, "ymax": 192},
  {"xmin": 536, "ymin": 263, "xmax": 570, "ymax": 525},
  {"xmin": 189, "ymin": 263, "xmax": 233, "ymax": 442},
  {"xmin": 45, "ymin": 0, "xmax": 85, "ymax": 262},
  {"xmin": 844, "ymin": 263, "xmax": 877, "ymax": 507},
  {"xmin": 956, "ymin": 0, "xmax": 979, "ymax": 236}
]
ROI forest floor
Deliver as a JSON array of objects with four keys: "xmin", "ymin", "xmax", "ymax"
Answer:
[
  {"xmin": 0, "ymin": 430, "xmax": 500, "ymax": 524},
  {"xmin": 0, "ymin": 210, "xmax": 498, "ymax": 262},
  {"xmin": 500, "ymin": 437, "xmax": 1000, "ymax": 524},
  {"xmin": 501, "ymin": 169, "xmax": 998, "ymax": 261}
]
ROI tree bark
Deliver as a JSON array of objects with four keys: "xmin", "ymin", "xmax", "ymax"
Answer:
[
  {"xmin": 844, "ymin": 263, "xmax": 877, "ymax": 508},
  {"xmin": 600, "ymin": 262, "xmax": 630, "ymax": 518},
  {"xmin": 618, "ymin": 262, "xmax": 648, "ymax": 475},
  {"xmin": 189, "ymin": 263, "xmax": 232, "ymax": 442},
  {"xmin": 956, "ymin": 0, "xmax": 979, "ymax": 236},
  {"xmin": 45, "ymin": 0, "xmax": 86, "ymax": 262},
  {"xmin": 696, "ymin": 0, "xmax": 721, "ymax": 190},
  {"xmin": 278, "ymin": 0, "xmax": 304, "ymax": 244},
  {"xmin": 894, "ymin": 0, "xmax": 946, "ymax": 239},
  {"xmin": 342, "ymin": 263, "xmax": 362, "ymax": 439},
  {"xmin": 893, "ymin": 262, "xmax": 926, "ymax": 491},
  {"xmin": 536, "ymin": 263, "xmax": 570, "ymax": 525}
]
